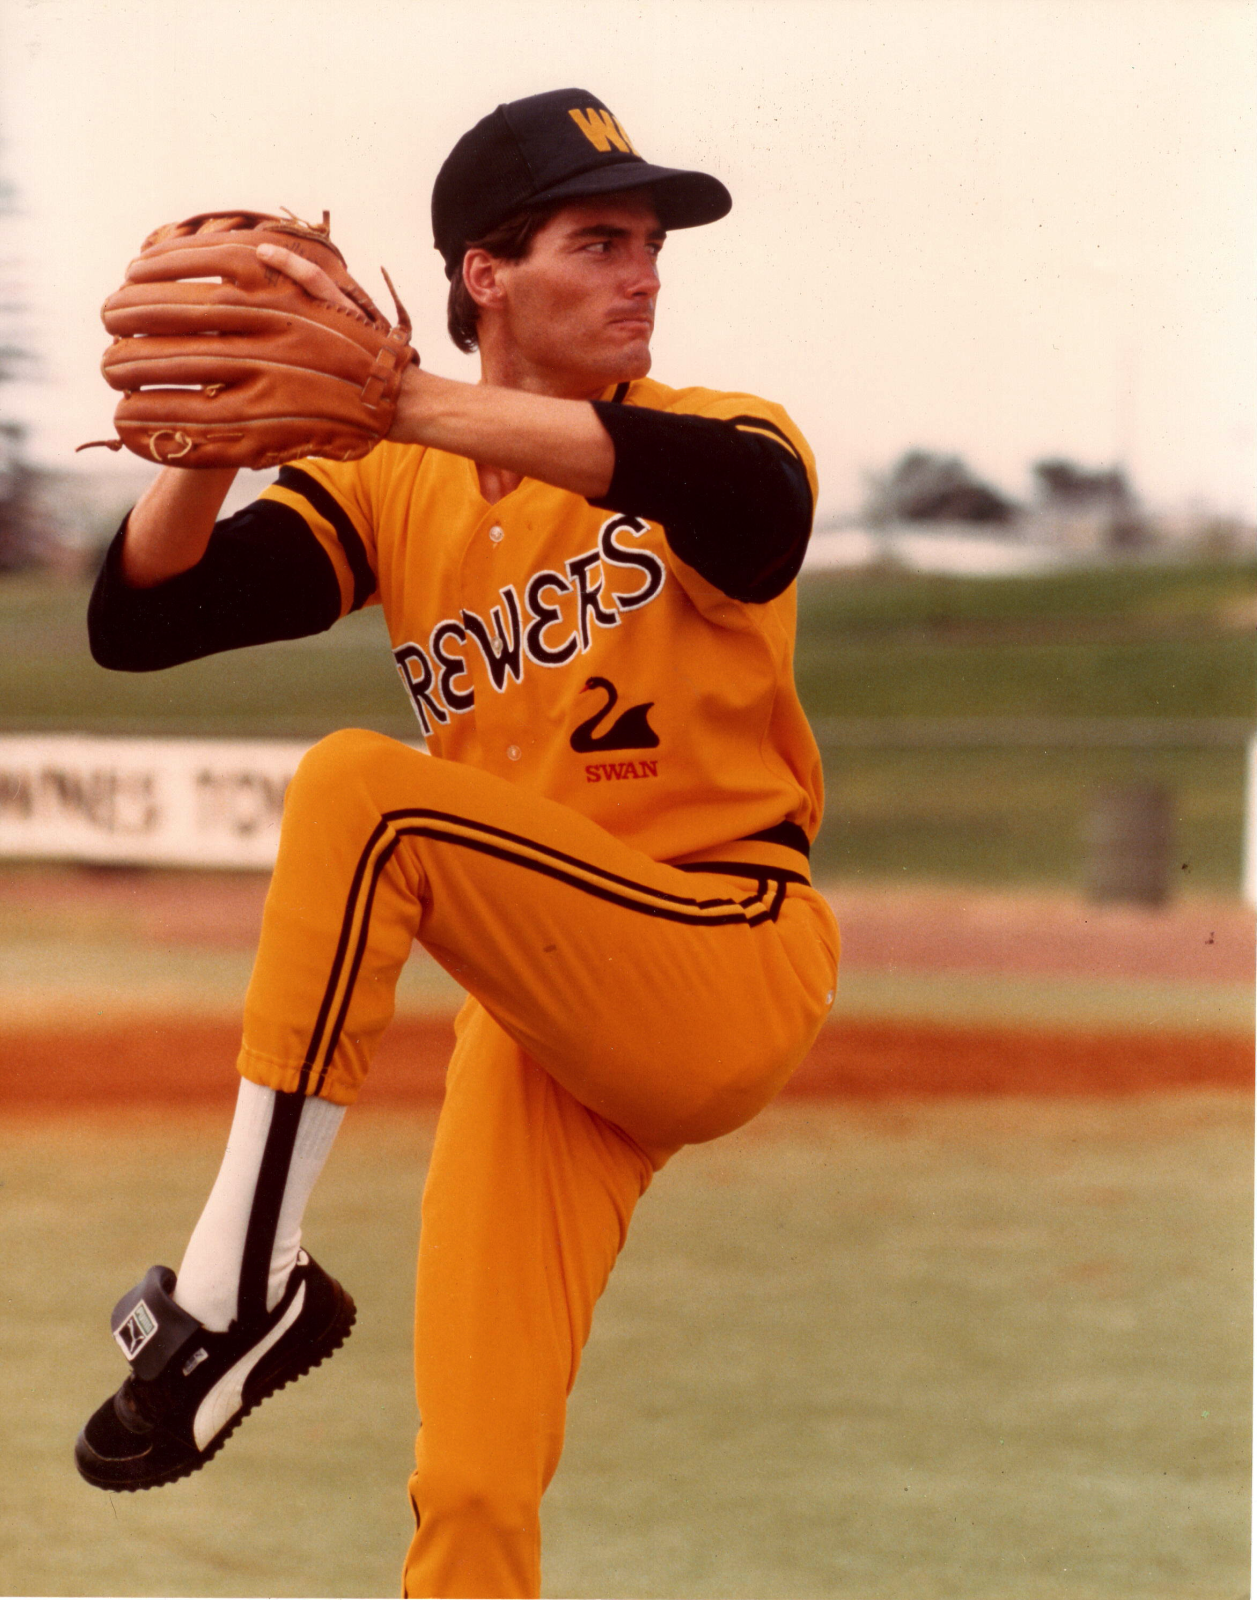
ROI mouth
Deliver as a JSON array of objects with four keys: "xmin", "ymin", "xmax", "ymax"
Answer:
[{"xmin": 610, "ymin": 315, "xmax": 653, "ymax": 336}]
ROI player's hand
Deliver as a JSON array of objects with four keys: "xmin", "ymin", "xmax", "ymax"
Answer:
[{"xmin": 254, "ymin": 242, "xmax": 362, "ymax": 318}]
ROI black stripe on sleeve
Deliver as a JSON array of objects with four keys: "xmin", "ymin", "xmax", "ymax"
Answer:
[
  {"xmin": 589, "ymin": 401, "xmax": 814, "ymax": 604},
  {"xmin": 275, "ymin": 466, "xmax": 376, "ymax": 612},
  {"xmin": 87, "ymin": 498, "xmax": 343, "ymax": 672}
]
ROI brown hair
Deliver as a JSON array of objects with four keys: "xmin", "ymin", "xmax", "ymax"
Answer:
[{"xmin": 446, "ymin": 203, "xmax": 563, "ymax": 353}]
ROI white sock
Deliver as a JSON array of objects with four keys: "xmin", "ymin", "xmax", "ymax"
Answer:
[{"xmin": 174, "ymin": 1080, "xmax": 345, "ymax": 1332}]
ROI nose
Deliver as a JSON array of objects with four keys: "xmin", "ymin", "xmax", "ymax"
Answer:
[{"xmin": 625, "ymin": 244, "xmax": 660, "ymax": 299}]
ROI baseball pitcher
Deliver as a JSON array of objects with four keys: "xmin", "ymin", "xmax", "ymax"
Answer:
[{"xmin": 74, "ymin": 88, "xmax": 840, "ymax": 1598}]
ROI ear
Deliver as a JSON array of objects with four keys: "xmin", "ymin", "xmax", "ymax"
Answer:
[{"xmin": 463, "ymin": 249, "xmax": 507, "ymax": 313}]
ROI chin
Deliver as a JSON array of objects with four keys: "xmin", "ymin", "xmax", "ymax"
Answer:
[
  {"xmin": 611, "ymin": 340, "xmax": 652, "ymax": 381},
  {"xmin": 555, "ymin": 338, "xmax": 651, "ymax": 396}
]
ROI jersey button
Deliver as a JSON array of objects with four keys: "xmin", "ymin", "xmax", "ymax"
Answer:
[
  {"xmin": 489, "ymin": 524, "xmax": 505, "ymax": 543},
  {"xmin": 506, "ymin": 744, "xmax": 522, "ymax": 761}
]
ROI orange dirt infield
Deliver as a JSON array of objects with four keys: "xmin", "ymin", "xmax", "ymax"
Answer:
[
  {"xmin": 3, "ymin": 871, "xmax": 1251, "ymax": 1109},
  {"xmin": 2, "ymin": 1014, "xmax": 1250, "ymax": 1111}
]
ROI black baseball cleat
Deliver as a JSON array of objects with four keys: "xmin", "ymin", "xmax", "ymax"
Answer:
[{"xmin": 74, "ymin": 1250, "xmax": 355, "ymax": 1492}]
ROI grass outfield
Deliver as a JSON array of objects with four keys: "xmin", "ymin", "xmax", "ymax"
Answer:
[
  {"xmin": 813, "ymin": 744, "xmax": 1247, "ymax": 890},
  {"xmin": 793, "ymin": 559, "xmax": 1257, "ymax": 720},
  {"xmin": 798, "ymin": 561, "xmax": 1254, "ymax": 888},
  {"xmin": 1, "ymin": 1098, "xmax": 1249, "ymax": 1599},
  {"xmin": 1, "ymin": 560, "xmax": 1253, "ymax": 891}
]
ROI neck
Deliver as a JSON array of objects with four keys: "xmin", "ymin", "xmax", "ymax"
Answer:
[
  {"xmin": 475, "ymin": 320, "xmax": 629, "ymax": 402},
  {"xmin": 477, "ymin": 351, "xmax": 609, "ymax": 403}
]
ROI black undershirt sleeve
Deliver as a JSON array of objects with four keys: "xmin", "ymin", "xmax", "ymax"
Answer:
[
  {"xmin": 588, "ymin": 402, "xmax": 814, "ymax": 604},
  {"xmin": 87, "ymin": 498, "xmax": 344, "ymax": 672}
]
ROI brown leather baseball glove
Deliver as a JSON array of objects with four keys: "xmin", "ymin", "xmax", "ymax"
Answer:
[{"xmin": 81, "ymin": 210, "xmax": 419, "ymax": 470}]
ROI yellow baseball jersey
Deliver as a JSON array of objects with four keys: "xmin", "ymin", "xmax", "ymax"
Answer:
[{"xmin": 260, "ymin": 377, "xmax": 823, "ymax": 874}]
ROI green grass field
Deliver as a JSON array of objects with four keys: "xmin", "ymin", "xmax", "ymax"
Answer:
[
  {"xmin": 1, "ymin": 558, "xmax": 1253, "ymax": 890},
  {"xmin": 1, "ymin": 1098, "xmax": 1249, "ymax": 1599},
  {"xmin": 815, "ymin": 745, "xmax": 1246, "ymax": 889},
  {"xmin": 795, "ymin": 561, "xmax": 1255, "ymax": 887},
  {"xmin": 794, "ymin": 561, "xmax": 1256, "ymax": 720}
]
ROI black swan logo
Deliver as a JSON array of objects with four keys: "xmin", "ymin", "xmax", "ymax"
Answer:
[{"xmin": 569, "ymin": 677, "xmax": 660, "ymax": 753}]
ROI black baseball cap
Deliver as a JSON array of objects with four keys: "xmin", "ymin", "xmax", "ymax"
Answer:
[{"xmin": 432, "ymin": 88, "xmax": 732, "ymax": 277}]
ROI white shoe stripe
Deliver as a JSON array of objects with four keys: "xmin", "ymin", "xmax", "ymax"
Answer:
[{"xmin": 192, "ymin": 1281, "xmax": 306, "ymax": 1452}]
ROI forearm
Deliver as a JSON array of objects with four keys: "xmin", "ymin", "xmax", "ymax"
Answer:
[
  {"xmin": 121, "ymin": 466, "xmax": 239, "ymax": 588},
  {"xmin": 89, "ymin": 497, "xmax": 342, "ymax": 671},
  {"xmin": 388, "ymin": 368, "xmax": 614, "ymax": 498}
]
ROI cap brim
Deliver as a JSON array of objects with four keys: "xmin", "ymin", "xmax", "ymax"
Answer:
[{"xmin": 528, "ymin": 162, "xmax": 731, "ymax": 230}]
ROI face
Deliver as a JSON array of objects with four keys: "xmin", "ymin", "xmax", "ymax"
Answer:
[{"xmin": 467, "ymin": 192, "xmax": 665, "ymax": 396}]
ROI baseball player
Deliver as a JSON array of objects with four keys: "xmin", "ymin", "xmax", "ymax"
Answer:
[{"xmin": 75, "ymin": 88, "xmax": 839, "ymax": 1598}]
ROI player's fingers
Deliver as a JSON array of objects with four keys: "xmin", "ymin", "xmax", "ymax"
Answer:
[
  {"xmin": 102, "ymin": 333, "xmax": 373, "ymax": 389},
  {"xmin": 256, "ymin": 243, "xmax": 359, "ymax": 315},
  {"xmin": 123, "ymin": 242, "xmax": 269, "ymax": 288}
]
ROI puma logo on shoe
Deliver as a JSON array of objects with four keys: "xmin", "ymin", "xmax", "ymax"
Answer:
[
  {"xmin": 193, "ymin": 1283, "xmax": 306, "ymax": 1451},
  {"xmin": 115, "ymin": 1301, "xmax": 158, "ymax": 1361}
]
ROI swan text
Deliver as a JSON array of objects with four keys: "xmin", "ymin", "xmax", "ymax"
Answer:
[{"xmin": 584, "ymin": 760, "xmax": 660, "ymax": 783}]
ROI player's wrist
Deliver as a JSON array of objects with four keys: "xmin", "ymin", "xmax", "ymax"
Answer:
[{"xmin": 385, "ymin": 363, "xmax": 446, "ymax": 447}]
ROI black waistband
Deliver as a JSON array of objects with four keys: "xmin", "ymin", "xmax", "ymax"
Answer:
[
  {"xmin": 674, "ymin": 861, "xmax": 811, "ymax": 887},
  {"xmin": 739, "ymin": 820, "xmax": 811, "ymax": 859}
]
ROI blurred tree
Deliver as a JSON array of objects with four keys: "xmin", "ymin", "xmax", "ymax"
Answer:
[
  {"xmin": 1033, "ymin": 458, "xmax": 1134, "ymax": 512},
  {"xmin": 1032, "ymin": 458, "xmax": 1147, "ymax": 551},
  {"xmin": 0, "ymin": 163, "xmax": 38, "ymax": 571},
  {"xmin": 862, "ymin": 450, "xmax": 1018, "ymax": 527}
]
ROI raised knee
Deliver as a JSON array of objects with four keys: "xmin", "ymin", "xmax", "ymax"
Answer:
[
  {"xmin": 669, "ymin": 1051, "xmax": 798, "ymax": 1145},
  {"xmin": 298, "ymin": 727, "xmax": 394, "ymax": 779},
  {"xmin": 286, "ymin": 728, "xmax": 402, "ymax": 804}
]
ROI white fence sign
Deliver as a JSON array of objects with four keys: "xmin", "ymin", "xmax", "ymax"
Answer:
[{"xmin": 0, "ymin": 735, "xmax": 316, "ymax": 868}]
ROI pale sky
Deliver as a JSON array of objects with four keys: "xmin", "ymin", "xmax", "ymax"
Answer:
[{"xmin": 1, "ymin": 0, "xmax": 1253, "ymax": 520}]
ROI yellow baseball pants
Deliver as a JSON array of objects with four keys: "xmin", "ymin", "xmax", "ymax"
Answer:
[{"xmin": 236, "ymin": 729, "xmax": 839, "ymax": 1598}]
